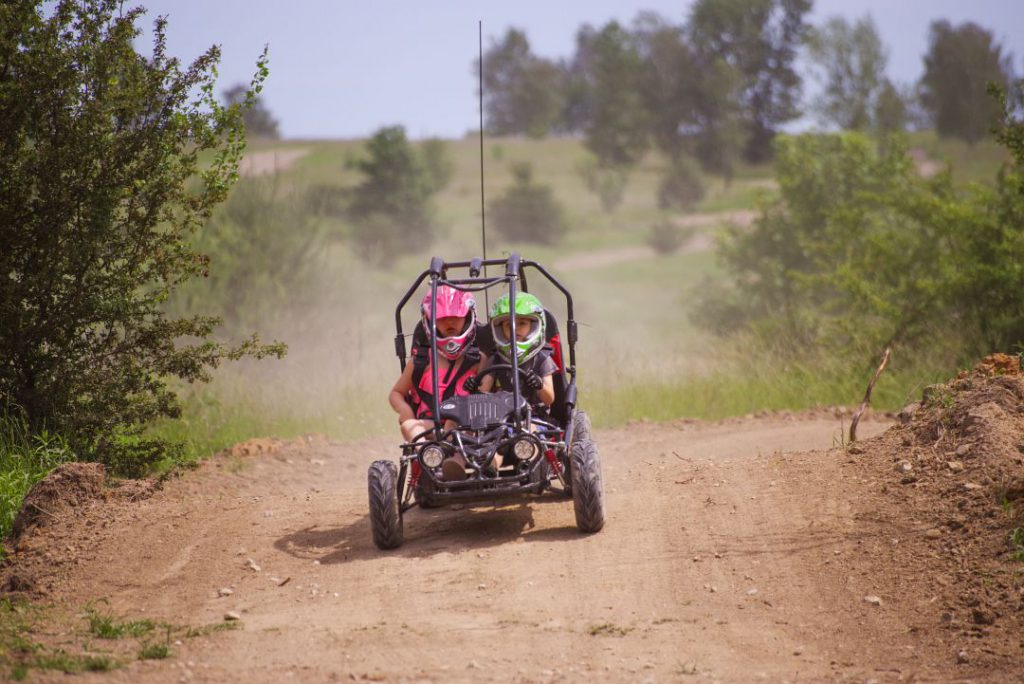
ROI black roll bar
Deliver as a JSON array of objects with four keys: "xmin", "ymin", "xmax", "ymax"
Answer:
[{"xmin": 393, "ymin": 252, "xmax": 581, "ymax": 431}]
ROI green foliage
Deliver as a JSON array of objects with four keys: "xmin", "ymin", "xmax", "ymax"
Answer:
[
  {"xmin": 920, "ymin": 20, "xmax": 1012, "ymax": 144},
  {"xmin": 481, "ymin": 29, "xmax": 564, "ymax": 138},
  {"xmin": 695, "ymin": 132, "xmax": 953, "ymax": 352},
  {"xmin": 1009, "ymin": 527, "xmax": 1024, "ymax": 562},
  {"xmin": 873, "ymin": 79, "xmax": 909, "ymax": 137},
  {"xmin": 632, "ymin": 12, "xmax": 699, "ymax": 162},
  {"xmin": 558, "ymin": 25, "xmax": 598, "ymax": 134},
  {"xmin": 0, "ymin": 1, "xmax": 284, "ymax": 472},
  {"xmin": 577, "ymin": 157, "xmax": 630, "ymax": 212},
  {"xmin": 647, "ymin": 220, "xmax": 693, "ymax": 255},
  {"xmin": 0, "ymin": 404, "xmax": 75, "ymax": 552},
  {"xmin": 0, "ymin": 600, "xmax": 118, "ymax": 679},
  {"xmin": 87, "ymin": 609, "xmax": 157, "ymax": 639},
  {"xmin": 171, "ymin": 175, "xmax": 330, "ymax": 333},
  {"xmin": 419, "ymin": 138, "xmax": 455, "ymax": 195},
  {"xmin": 805, "ymin": 15, "xmax": 889, "ymax": 131},
  {"xmin": 688, "ymin": 0, "xmax": 811, "ymax": 163},
  {"xmin": 582, "ymin": 21, "xmax": 649, "ymax": 168},
  {"xmin": 696, "ymin": 83, "xmax": 1024, "ymax": 369},
  {"xmin": 138, "ymin": 642, "xmax": 170, "ymax": 659},
  {"xmin": 223, "ymin": 82, "xmax": 280, "ymax": 139},
  {"xmin": 348, "ymin": 125, "xmax": 436, "ymax": 262},
  {"xmin": 946, "ymin": 81, "xmax": 1024, "ymax": 352},
  {"xmin": 658, "ymin": 156, "xmax": 706, "ymax": 211},
  {"xmin": 489, "ymin": 162, "xmax": 566, "ymax": 244}
]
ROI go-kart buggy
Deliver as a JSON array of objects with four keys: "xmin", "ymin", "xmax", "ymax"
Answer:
[{"xmin": 367, "ymin": 252, "xmax": 605, "ymax": 549}]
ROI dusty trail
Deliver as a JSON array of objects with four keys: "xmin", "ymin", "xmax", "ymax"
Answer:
[{"xmin": 26, "ymin": 415, "xmax": 995, "ymax": 683}]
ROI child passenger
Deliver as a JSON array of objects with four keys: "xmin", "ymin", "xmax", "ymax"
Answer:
[
  {"xmin": 468, "ymin": 292, "xmax": 556, "ymax": 410},
  {"xmin": 388, "ymin": 285, "xmax": 480, "ymax": 480}
]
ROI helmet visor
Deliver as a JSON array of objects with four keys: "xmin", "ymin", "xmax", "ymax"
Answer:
[{"xmin": 491, "ymin": 314, "xmax": 541, "ymax": 347}]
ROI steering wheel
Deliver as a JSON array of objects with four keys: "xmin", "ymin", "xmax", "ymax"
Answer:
[{"xmin": 475, "ymin": 363, "xmax": 533, "ymax": 383}]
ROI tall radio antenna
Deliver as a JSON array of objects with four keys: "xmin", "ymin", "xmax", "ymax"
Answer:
[{"xmin": 478, "ymin": 20, "xmax": 489, "ymax": 311}]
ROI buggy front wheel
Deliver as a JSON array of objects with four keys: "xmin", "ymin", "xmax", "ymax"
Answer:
[
  {"xmin": 571, "ymin": 410, "xmax": 592, "ymax": 445},
  {"xmin": 570, "ymin": 437, "xmax": 605, "ymax": 533},
  {"xmin": 368, "ymin": 460, "xmax": 404, "ymax": 549}
]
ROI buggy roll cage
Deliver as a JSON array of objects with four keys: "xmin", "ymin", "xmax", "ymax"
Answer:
[{"xmin": 393, "ymin": 252, "xmax": 579, "ymax": 436}]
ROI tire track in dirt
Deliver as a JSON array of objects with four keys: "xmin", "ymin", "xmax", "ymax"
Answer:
[{"xmin": 24, "ymin": 415, "xmax": 998, "ymax": 683}]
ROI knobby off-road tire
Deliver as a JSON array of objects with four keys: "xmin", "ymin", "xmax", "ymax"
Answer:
[
  {"xmin": 571, "ymin": 410, "xmax": 592, "ymax": 445},
  {"xmin": 570, "ymin": 437, "xmax": 605, "ymax": 533},
  {"xmin": 368, "ymin": 460, "xmax": 404, "ymax": 549}
]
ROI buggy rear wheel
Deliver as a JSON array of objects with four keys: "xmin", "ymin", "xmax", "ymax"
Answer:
[
  {"xmin": 570, "ymin": 437, "xmax": 605, "ymax": 533},
  {"xmin": 368, "ymin": 460, "xmax": 404, "ymax": 549}
]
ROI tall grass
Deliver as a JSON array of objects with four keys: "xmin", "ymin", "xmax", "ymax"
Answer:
[
  {"xmin": 586, "ymin": 355, "xmax": 947, "ymax": 427},
  {"xmin": 0, "ymin": 405, "xmax": 76, "ymax": 548}
]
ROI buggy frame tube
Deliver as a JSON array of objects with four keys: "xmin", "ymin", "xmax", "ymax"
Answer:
[
  {"xmin": 506, "ymin": 256, "xmax": 523, "ymax": 430},
  {"xmin": 427, "ymin": 274, "xmax": 443, "ymax": 436},
  {"xmin": 394, "ymin": 252, "xmax": 579, "ymax": 431},
  {"xmin": 521, "ymin": 260, "xmax": 577, "ymax": 375}
]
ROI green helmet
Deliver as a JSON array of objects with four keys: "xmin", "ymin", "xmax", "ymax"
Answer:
[{"xmin": 490, "ymin": 292, "xmax": 546, "ymax": 364}]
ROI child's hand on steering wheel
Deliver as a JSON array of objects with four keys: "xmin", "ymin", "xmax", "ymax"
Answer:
[{"xmin": 523, "ymin": 370, "xmax": 544, "ymax": 391}]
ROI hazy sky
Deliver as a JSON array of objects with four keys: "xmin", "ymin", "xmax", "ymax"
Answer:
[{"xmin": 134, "ymin": 1, "xmax": 1024, "ymax": 140}]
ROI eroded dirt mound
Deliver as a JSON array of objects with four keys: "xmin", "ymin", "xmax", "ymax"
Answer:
[
  {"xmin": 851, "ymin": 356, "xmax": 1024, "ymax": 668},
  {"xmin": 3, "ymin": 464, "xmax": 163, "ymax": 596},
  {"xmin": 11, "ymin": 462, "xmax": 106, "ymax": 539}
]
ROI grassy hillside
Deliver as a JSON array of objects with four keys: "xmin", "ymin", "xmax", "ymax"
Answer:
[{"xmin": 150, "ymin": 131, "xmax": 1003, "ymax": 462}]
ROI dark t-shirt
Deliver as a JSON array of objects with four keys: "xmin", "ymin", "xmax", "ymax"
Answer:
[{"xmin": 486, "ymin": 348, "xmax": 557, "ymax": 408}]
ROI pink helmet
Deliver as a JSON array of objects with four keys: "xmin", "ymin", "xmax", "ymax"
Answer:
[{"xmin": 421, "ymin": 285, "xmax": 476, "ymax": 360}]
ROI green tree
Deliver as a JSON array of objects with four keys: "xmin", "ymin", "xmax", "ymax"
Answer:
[
  {"xmin": 223, "ymin": 82, "xmax": 280, "ymax": 139},
  {"xmin": 419, "ymin": 138, "xmax": 454, "ymax": 195},
  {"xmin": 696, "ymin": 104, "xmax": 1024, "ymax": 364},
  {"xmin": 805, "ymin": 15, "xmax": 889, "ymax": 131},
  {"xmin": 557, "ymin": 25, "xmax": 599, "ymax": 134},
  {"xmin": 348, "ymin": 125, "xmax": 435, "ymax": 262},
  {"xmin": 632, "ymin": 12, "xmax": 699, "ymax": 162},
  {"xmin": 480, "ymin": 29, "xmax": 563, "ymax": 138},
  {"xmin": 920, "ymin": 20, "xmax": 1012, "ymax": 144},
  {"xmin": 688, "ymin": 0, "xmax": 811, "ymax": 163},
  {"xmin": 694, "ymin": 133, "xmax": 947, "ymax": 346},
  {"xmin": 490, "ymin": 162, "xmax": 566, "ymax": 244},
  {"xmin": 0, "ymin": 0, "xmax": 283, "ymax": 470},
  {"xmin": 948, "ymin": 82, "xmax": 1024, "ymax": 351},
  {"xmin": 873, "ymin": 78, "xmax": 909, "ymax": 137},
  {"xmin": 576, "ymin": 156, "xmax": 630, "ymax": 212},
  {"xmin": 583, "ymin": 21, "xmax": 649, "ymax": 168},
  {"xmin": 658, "ymin": 156, "xmax": 706, "ymax": 211}
]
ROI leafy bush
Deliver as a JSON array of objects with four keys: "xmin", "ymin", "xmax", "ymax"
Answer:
[
  {"xmin": 657, "ymin": 156, "xmax": 706, "ymax": 211},
  {"xmin": 419, "ymin": 138, "xmax": 455, "ymax": 194},
  {"xmin": 348, "ymin": 125, "xmax": 437, "ymax": 263},
  {"xmin": 577, "ymin": 157, "xmax": 629, "ymax": 212},
  {"xmin": 647, "ymin": 220, "xmax": 693, "ymax": 255},
  {"xmin": 171, "ymin": 176, "xmax": 331, "ymax": 333},
  {"xmin": 694, "ymin": 131, "xmax": 953, "ymax": 354},
  {"xmin": 489, "ymin": 162, "xmax": 566, "ymax": 244},
  {"xmin": 0, "ymin": 1, "xmax": 284, "ymax": 471},
  {"xmin": 695, "ymin": 83, "xmax": 1024, "ymax": 369}
]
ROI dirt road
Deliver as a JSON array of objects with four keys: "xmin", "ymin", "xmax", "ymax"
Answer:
[{"xmin": 20, "ymin": 413, "xmax": 1016, "ymax": 683}]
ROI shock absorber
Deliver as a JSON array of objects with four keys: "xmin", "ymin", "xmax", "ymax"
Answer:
[
  {"xmin": 544, "ymin": 448, "xmax": 567, "ymax": 487},
  {"xmin": 407, "ymin": 460, "xmax": 422, "ymax": 500}
]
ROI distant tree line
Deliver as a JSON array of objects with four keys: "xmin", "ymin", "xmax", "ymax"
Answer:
[{"xmin": 479, "ymin": 2, "xmax": 1015, "ymax": 173}]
